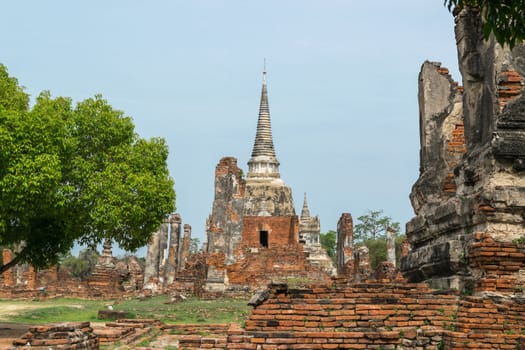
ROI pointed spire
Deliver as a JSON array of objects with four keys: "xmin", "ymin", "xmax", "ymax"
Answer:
[
  {"xmin": 247, "ymin": 67, "xmax": 281, "ymax": 179},
  {"xmin": 301, "ymin": 193, "xmax": 311, "ymax": 219},
  {"xmin": 250, "ymin": 69, "xmax": 276, "ymax": 158}
]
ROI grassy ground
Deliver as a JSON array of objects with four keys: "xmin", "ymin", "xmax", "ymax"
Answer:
[{"xmin": 0, "ymin": 295, "xmax": 251, "ymax": 325}]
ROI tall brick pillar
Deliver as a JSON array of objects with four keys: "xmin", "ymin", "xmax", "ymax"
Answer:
[
  {"xmin": 179, "ymin": 224, "xmax": 192, "ymax": 271},
  {"xmin": 165, "ymin": 213, "xmax": 181, "ymax": 285},
  {"xmin": 158, "ymin": 216, "xmax": 169, "ymax": 283},
  {"xmin": 2, "ymin": 249, "xmax": 14, "ymax": 287},
  {"xmin": 386, "ymin": 226, "xmax": 396, "ymax": 267},
  {"xmin": 336, "ymin": 213, "xmax": 353, "ymax": 277},
  {"xmin": 144, "ymin": 227, "xmax": 162, "ymax": 288},
  {"xmin": 354, "ymin": 246, "xmax": 371, "ymax": 282},
  {"xmin": 27, "ymin": 266, "xmax": 37, "ymax": 289}
]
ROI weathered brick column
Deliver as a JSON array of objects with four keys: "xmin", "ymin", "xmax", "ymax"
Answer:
[
  {"xmin": 2, "ymin": 249, "xmax": 14, "ymax": 287},
  {"xmin": 336, "ymin": 213, "xmax": 353, "ymax": 277},
  {"xmin": 165, "ymin": 213, "xmax": 181, "ymax": 284},
  {"xmin": 179, "ymin": 224, "xmax": 192, "ymax": 271}
]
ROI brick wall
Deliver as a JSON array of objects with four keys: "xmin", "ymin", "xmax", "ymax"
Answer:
[
  {"xmin": 241, "ymin": 216, "xmax": 299, "ymax": 248},
  {"xmin": 10, "ymin": 322, "xmax": 98, "ymax": 349},
  {"xmin": 497, "ymin": 70, "xmax": 523, "ymax": 110},
  {"xmin": 443, "ymin": 121, "xmax": 466, "ymax": 194},
  {"xmin": 225, "ymin": 244, "xmax": 327, "ymax": 287},
  {"xmin": 469, "ymin": 233, "xmax": 525, "ymax": 293},
  {"xmin": 225, "ymin": 279, "xmax": 525, "ymax": 349},
  {"xmin": 2, "ymin": 249, "xmax": 14, "ymax": 287}
]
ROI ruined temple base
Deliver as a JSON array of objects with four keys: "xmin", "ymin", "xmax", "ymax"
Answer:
[{"xmin": 226, "ymin": 278, "xmax": 525, "ymax": 349}]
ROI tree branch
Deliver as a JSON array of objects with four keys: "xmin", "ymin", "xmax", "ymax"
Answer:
[{"xmin": 0, "ymin": 246, "xmax": 28, "ymax": 275}]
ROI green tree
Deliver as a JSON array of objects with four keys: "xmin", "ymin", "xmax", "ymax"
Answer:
[
  {"xmin": 189, "ymin": 238, "xmax": 201, "ymax": 254},
  {"xmin": 0, "ymin": 65, "xmax": 29, "ymax": 112},
  {"xmin": 0, "ymin": 64, "xmax": 176, "ymax": 274},
  {"xmin": 353, "ymin": 210, "xmax": 400, "ymax": 243},
  {"xmin": 364, "ymin": 239, "xmax": 387, "ymax": 270},
  {"xmin": 445, "ymin": 0, "xmax": 525, "ymax": 48},
  {"xmin": 320, "ymin": 230, "xmax": 336, "ymax": 261},
  {"xmin": 362, "ymin": 234, "xmax": 406, "ymax": 270},
  {"xmin": 61, "ymin": 249, "xmax": 99, "ymax": 279}
]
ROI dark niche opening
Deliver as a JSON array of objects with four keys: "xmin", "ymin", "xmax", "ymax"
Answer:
[{"xmin": 260, "ymin": 230, "xmax": 268, "ymax": 248}]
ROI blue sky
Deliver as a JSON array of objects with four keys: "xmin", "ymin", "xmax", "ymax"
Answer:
[{"xmin": 1, "ymin": 1, "xmax": 461, "ymax": 255}]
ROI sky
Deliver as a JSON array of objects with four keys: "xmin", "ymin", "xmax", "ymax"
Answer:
[{"xmin": 1, "ymin": 1, "xmax": 462, "ymax": 255}]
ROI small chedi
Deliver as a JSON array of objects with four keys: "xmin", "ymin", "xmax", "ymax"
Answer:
[
  {"xmin": 204, "ymin": 70, "xmax": 335, "ymax": 293},
  {"xmin": 401, "ymin": 6, "xmax": 525, "ymax": 293}
]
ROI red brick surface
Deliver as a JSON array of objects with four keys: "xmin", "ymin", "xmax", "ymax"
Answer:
[
  {"xmin": 224, "ymin": 278, "xmax": 525, "ymax": 349},
  {"xmin": 444, "ymin": 122, "xmax": 466, "ymax": 194},
  {"xmin": 241, "ymin": 216, "xmax": 299, "ymax": 248},
  {"xmin": 498, "ymin": 70, "xmax": 523, "ymax": 110},
  {"xmin": 470, "ymin": 233, "xmax": 525, "ymax": 293}
]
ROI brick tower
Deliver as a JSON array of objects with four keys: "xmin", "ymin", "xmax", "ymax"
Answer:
[
  {"xmin": 204, "ymin": 70, "xmax": 333, "ymax": 292},
  {"xmin": 242, "ymin": 69, "xmax": 297, "ymax": 247}
]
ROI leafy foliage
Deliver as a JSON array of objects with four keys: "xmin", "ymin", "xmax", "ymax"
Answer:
[
  {"xmin": 361, "ymin": 234, "xmax": 406, "ymax": 270},
  {"xmin": 445, "ymin": 0, "xmax": 525, "ymax": 48},
  {"xmin": 0, "ymin": 65, "xmax": 29, "ymax": 112},
  {"xmin": 364, "ymin": 238, "xmax": 387, "ymax": 270},
  {"xmin": 190, "ymin": 238, "xmax": 201, "ymax": 254},
  {"xmin": 320, "ymin": 230, "xmax": 336, "ymax": 261},
  {"xmin": 353, "ymin": 209, "xmax": 400, "ymax": 243},
  {"xmin": 60, "ymin": 249, "xmax": 99, "ymax": 279},
  {"xmin": 0, "ymin": 64, "xmax": 176, "ymax": 273}
]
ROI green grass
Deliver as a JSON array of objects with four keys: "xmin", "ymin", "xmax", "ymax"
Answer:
[
  {"xmin": 0, "ymin": 295, "xmax": 251, "ymax": 325},
  {"xmin": 0, "ymin": 298, "xmax": 107, "ymax": 323}
]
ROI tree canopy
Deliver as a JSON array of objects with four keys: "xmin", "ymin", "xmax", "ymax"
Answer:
[
  {"xmin": 353, "ymin": 209, "xmax": 400, "ymax": 243},
  {"xmin": 445, "ymin": 0, "xmax": 525, "ymax": 48},
  {"xmin": 320, "ymin": 230, "xmax": 336, "ymax": 262},
  {"xmin": 0, "ymin": 64, "xmax": 176, "ymax": 274}
]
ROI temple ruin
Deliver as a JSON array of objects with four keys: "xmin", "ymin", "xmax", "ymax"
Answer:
[
  {"xmin": 401, "ymin": 7, "xmax": 525, "ymax": 293},
  {"xmin": 5, "ymin": 5, "xmax": 525, "ymax": 349},
  {"xmin": 204, "ymin": 70, "xmax": 335, "ymax": 292},
  {"xmin": 143, "ymin": 213, "xmax": 194, "ymax": 292},
  {"xmin": 0, "ymin": 212, "xmax": 198, "ymax": 298}
]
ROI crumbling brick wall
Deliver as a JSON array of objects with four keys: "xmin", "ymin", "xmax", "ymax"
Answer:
[
  {"xmin": 241, "ymin": 216, "xmax": 298, "ymax": 248},
  {"xmin": 468, "ymin": 233, "xmax": 525, "ymax": 293},
  {"xmin": 206, "ymin": 157, "xmax": 246, "ymax": 261},
  {"xmin": 403, "ymin": 7, "xmax": 525, "ymax": 293},
  {"xmin": 0, "ymin": 253, "xmax": 144, "ymax": 299},
  {"xmin": 226, "ymin": 279, "xmax": 525, "ymax": 349},
  {"xmin": 10, "ymin": 322, "xmax": 98, "ymax": 349},
  {"xmin": 225, "ymin": 243, "xmax": 329, "ymax": 288},
  {"xmin": 336, "ymin": 213, "xmax": 354, "ymax": 277}
]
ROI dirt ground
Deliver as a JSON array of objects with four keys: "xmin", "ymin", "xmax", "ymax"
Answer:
[
  {"xmin": 0, "ymin": 304, "xmax": 41, "ymax": 348},
  {"xmin": 0, "ymin": 323, "xmax": 31, "ymax": 349}
]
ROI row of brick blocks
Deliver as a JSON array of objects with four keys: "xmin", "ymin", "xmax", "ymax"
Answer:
[
  {"xmin": 7, "ymin": 278, "xmax": 525, "ymax": 350},
  {"xmin": 9, "ymin": 322, "xmax": 98, "ymax": 350},
  {"xmin": 470, "ymin": 233, "xmax": 525, "ymax": 293},
  {"xmin": 169, "ymin": 281, "xmax": 525, "ymax": 349},
  {"xmin": 223, "ymin": 280, "xmax": 525, "ymax": 350}
]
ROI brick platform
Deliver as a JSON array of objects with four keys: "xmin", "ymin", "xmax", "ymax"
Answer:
[
  {"xmin": 9, "ymin": 322, "xmax": 98, "ymax": 349},
  {"xmin": 225, "ymin": 279, "xmax": 525, "ymax": 349}
]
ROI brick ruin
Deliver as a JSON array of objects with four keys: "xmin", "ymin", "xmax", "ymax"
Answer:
[
  {"xmin": 222, "ymin": 278, "xmax": 525, "ymax": 350},
  {"xmin": 336, "ymin": 213, "xmax": 354, "ymax": 277},
  {"xmin": 0, "ymin": 213, "xmax": 197, "ymax": 298},
  {"xmin": 143, "ymin": 213, "xmax": 196, "ymax": 293},
  {"xmin": 183, "ymin": 7, "xmax": 525, "ymax": 350},
  {"xmin": 5, "ymin": 7, "xmax": 525, "ymax": 350},
  {"xmin": 401, "ymin": 7, "xmax": 525, "ymax": 294},
  {"xmin": 204, "ymin": 71, "xmax": 335, "ymax": 293}
]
